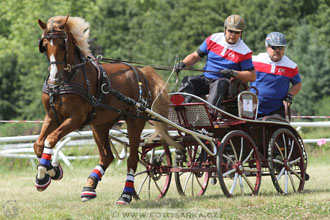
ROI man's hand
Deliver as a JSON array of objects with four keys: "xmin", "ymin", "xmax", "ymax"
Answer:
[
  {"xmin": 220, "ymin": 69, "xmax": 238, "ymax": 79},
  {"xmin": 283, "ymin": 93, "xmax": 293, "ymax": 105},
  {"xmin": 174, "ymin": 62, "xmax": 186, "ymax": 73}
]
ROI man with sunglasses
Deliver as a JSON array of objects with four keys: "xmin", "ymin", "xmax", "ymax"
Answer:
[
  {"xmin": 174, "ymin": 14, "xmax": 256, "ymax": 111},
  {"xmin": 251, "ymin": 32, "xmax": 301, "ymax": 118}
]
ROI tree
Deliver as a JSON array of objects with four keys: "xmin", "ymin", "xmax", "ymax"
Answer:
[{"xmin": 288, "ymin": 23, "xmax": 330, "ymax": 115}]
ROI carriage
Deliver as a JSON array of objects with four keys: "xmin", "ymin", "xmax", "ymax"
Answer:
[
  {"xmin": 34, "ymin": 15, "xmax": 308, "ymax": 204},
  {"xmin": 130, "ymin": 90, "xmax": 308, "ymax": 199}
]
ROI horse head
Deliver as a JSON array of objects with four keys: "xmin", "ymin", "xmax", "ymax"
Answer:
[{"xmin": 38, "ymin": 15, "xmax": 90, "ymax": 86}]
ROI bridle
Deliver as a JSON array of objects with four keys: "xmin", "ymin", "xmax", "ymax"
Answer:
[{"xmin": 39, "ymin": 30, "xmax": 89, "ymax": 83}]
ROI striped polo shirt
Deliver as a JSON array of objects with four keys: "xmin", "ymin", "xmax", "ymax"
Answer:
[
  {"xmin": 250, "ymin": 52, "xmax": 301, "ymax": 114},
  {"xmin": 199, "ymin": 32, "xmax": 254, "ymax": 79}
]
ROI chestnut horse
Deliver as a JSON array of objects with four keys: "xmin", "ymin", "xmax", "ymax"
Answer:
[{"xmin": 34, "ymin": 15, "xmax": 181, "ymax": 205}]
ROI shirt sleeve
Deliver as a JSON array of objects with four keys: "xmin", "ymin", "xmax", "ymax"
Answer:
[
  {"xmin": 291, "ymin": 72, "xmax": 301, "ymax": 85},
  {"xmin": 199, "ymin": 36, "xmax": 211, "ymax": 54}
]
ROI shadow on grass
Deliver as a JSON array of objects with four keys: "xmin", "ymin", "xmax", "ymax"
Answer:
[{"xmin": 126, "ymin": 193, "xmax": 229, "ymax": 209}]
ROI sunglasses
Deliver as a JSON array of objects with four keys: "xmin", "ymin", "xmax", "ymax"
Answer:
[
  {"xmin": 227, "ymin": 29, "xmax": 241, "ymax": 35},
  {"xmin": 270, "ymin": 46, "xmax": 285, "ymax": 50}
]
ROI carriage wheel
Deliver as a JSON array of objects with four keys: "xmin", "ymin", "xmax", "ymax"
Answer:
[
  {"xmin": 135, "ymin": 144, "xmax": 172, "ymax": 200},
  {"xmin": 216, "ymin": 130, "xmax": 261, "ymax": 197},
  {"xmin": 268, "ymin": 128, "xmax": 305, "ymax": 194},
  {"xmin": 174, "ymin": 144, "xmax": 211, "ymax": 196}
]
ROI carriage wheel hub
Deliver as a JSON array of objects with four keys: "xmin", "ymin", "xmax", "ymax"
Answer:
[
  {"xmin": 233, "ymin": 163, "xmax": 243, "ymax": 174},
  {"xmin": 283, "ymin": 160, "xmax": 290, "ymax": 170}
]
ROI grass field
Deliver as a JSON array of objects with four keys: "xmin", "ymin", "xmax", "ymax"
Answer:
[{"xmin": 1, "ymin": 147, "xmax": 330, "ymax": 220}]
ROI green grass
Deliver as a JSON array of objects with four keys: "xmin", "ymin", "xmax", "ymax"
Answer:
[
  {"xmin": 1, "ymin": 151, "xmax": 330, "ymax": 220},
  {"xmin": 1, "ymin": 124, "xmax": 329, "ymax": 219}
]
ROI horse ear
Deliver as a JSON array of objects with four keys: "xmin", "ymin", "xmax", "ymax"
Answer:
[
  {"xmin": 60, "ymin": 15, "xmax": 70, "ymax": 30},
  {"xmin": 38, "ymin": 19, "xmax": 47, "ymax": 30},
  {"xmin": 64, "ymin": 15, "xmax": 69, "ymax": 24}
]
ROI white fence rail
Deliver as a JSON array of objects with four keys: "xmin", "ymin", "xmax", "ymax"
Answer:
[{"xmin": 0, "ymin": 122, "xmax": 329, "ymax": 167}]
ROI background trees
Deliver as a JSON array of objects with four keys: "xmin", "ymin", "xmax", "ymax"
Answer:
[{"xmin": 0, "ymin": 0, "xmax": 329, "ymax": 120}]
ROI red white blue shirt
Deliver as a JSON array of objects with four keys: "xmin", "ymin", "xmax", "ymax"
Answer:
[
  {"xmin": 199, "ymin": 33, "xmax": 254, "ymax": 79},
  {"xmin": 250, "ymin": 53, "xmax": 301, "ymax": 114}
]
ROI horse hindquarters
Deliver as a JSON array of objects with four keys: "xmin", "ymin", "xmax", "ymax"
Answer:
[{"xmin": 140, "ymin": 67, "xmax": 183, "ymax": 150}]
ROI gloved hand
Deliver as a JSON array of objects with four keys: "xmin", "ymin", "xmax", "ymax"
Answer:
[
  {"xmin": 283, "ymin": 93, "xmax": 293, "ymax": 105},
  {"xmin": 220, "ymin": 69, "xmax": 238, "ymax": 79},
  {"xmin": 174, "ymin": 62, "xmax": 186, "ymax": 73}
]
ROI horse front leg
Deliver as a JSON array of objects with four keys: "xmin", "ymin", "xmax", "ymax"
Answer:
[
  {"xmin": 116, "ymin": 119, "xmax": 145, "ymax": 205},
  {"xmin": 34, "ymin": 117, "xmax": 80, "ymax": 191},
  {"xmin": 34, "ymin": 114, "xmax": 64, "ymax": 191},
  {"xmin": 81, "ymin": 124, "xmax": 115, "ymax": 202},
  {"xmin": 33, "ymin": 114, "xmax": 57, "ymax": 158}
]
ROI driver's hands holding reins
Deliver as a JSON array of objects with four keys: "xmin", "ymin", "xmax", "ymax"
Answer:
[
  {"xmin": 283, "ymin": 93, "xmax": 293, "ymax": 105},
  {"xmin": 220, "ymin": 69, "xmax": 238, "ymax": 79},
  {"xmin": 174, "ymin": 62, "xmax": 186, "ymax": 73}
]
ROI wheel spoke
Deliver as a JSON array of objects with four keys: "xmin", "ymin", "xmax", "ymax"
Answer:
[
  {"xmin": 276, "ymin": 167, "xmax": 285, "ymax": 181},
  {"xmin": 273, "ymin": 159, "xmax": 284, "ymax": 165},
  {"xmin": 275, "ymin": 142, "xmax": 285, "ymax": 160},
  {"xmin": 288, "ymin": 171, "xmax": 296, "ymax": 192},
  {"xmin": 229, "ymin": 173, "xmax": 238, "ymax": 194},
  {"xmin": 183, "ymin": 172, "xmax": 193, "ymax": 193},
  {"xmin": 191, "ymin": 174, "xmax": 195, "ymax": 196},
  {"xmin": 223, "ymin": 154, "xmax": 235, "ymax": 164},
  {"xmin": 152, "ymin": 177, "xmax": 162, "ymax": 194},
  {"xmin": 195, "ymin": 174, "xmax": 203, "ymax": 189},
  {"xmin": 242, "ymin": 173, "xmax": 254, "ymax": 192},
  {"xmin": 222, "ymin": 168, "xmax": 236, "ymax": 177},
  {"xmin": 137, "ymin": 174, "xmax": 149, "ymax": 195},
  {"xmin": 239, "ymin": 175, "xmax": 244, "ymax": 194},
  {"xmin": 242, "ymin": 149, "xmax": 254, "ymax": 164},
  {"xmin": 287, "ymin": 139, "xmax": 294, "ymax": 160},
  {"xmin": 244, "ymin": 167, "xmax": 259, "ymax": 173},
  {"xmin": 289, "ymin": 167, "xmax": 303, "ymax": 181},
  {"xmin": 149, "ymin": 149, "xmax": 155, "ymax": 163},
  {"xmin": 285, "ymin": 170, "xmax": 288, "ymax": 194},
  {"xmin": 282, "ymin": 133, "xmax": 287, "ymax": 158},
  {"xmin": 135, "ymin": 170, "xmax": 148, "ymax": 176},
  {"xmin": 289, "ymin": 157, "xmax": 301, "ymax": 165},
  {"xmin": 148, "ymin": 174, "xmax": 151, "ymax": 198},
  {"xmin": 239, "ymin": 137, "xmax": 244, "ymax": 161},
  {"xmin": 229, "ymin": 140, "xmax": 238, "ymax": 161}
]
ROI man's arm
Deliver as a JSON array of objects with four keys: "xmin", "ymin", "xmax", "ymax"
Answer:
[
  {"xmin": 235, "ymin": 69, "xmax": 256, "ymax": 82},
  {"xmin": 182, "ymin": 51, "xmax": 202, "ymax": 67},
  {"xmin": 289, "ymin": 82, "xmax": 302, "ymax": 96}
]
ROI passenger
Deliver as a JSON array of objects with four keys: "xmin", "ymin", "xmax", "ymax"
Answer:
[
  {"xmin": 251, "ymin": 32, "xmax": 302, "ymax": 118},
  {"xmin": 174, "ymin": 14, "xmax": 256, "ymax": 110}
]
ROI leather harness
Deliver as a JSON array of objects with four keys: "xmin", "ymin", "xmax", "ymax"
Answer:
[{"xmin": 41, "ymin": 41, "xmax": 152, "ymax": 126}]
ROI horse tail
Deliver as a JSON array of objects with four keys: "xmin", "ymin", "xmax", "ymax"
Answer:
[{"xmin": 140, "ymin": 66, "xmax": 183, "ymax": 150}]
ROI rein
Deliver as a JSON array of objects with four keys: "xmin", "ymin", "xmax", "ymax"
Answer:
[{"xmin": 97, "ymin": 57, "xmax": 225, "ymax": 74}]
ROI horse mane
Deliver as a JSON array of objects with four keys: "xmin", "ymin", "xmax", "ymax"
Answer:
[{"xmin": 46, "ymin": 16, "xmax": 91, "ymax": 56}]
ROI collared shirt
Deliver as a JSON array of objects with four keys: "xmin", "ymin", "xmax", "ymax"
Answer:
[
  {"xmin": 251, "ymin": 52, "xmax": 301, "ymax": 114},
  {"xmin": 199, "ymin": 32, "xmax": 254, "ymax": 79}
]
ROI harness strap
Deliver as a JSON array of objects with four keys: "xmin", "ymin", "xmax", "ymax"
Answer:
[{"xmin": 44, "ymin": 52, "xmax": 157, "ymax": 125}]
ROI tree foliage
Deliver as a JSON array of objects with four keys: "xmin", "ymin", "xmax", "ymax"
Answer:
[{"xmin": 0, "ymin": 0, "xmax": 329, "ymax": 120}]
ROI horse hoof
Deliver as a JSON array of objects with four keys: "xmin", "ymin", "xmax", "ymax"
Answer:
[
  {"xmin": 35, "ymin": 174, "xmax": 51, "ymax": 192},
  {"xmin": 116, "ymin": 194, "xmax": 132, "ymax": 205},
  {"xmin": 51, "ymin": 163, "xmax": 63, "ymax": 180},
  {"xmin": 81, "ymin": 187, "xmax": 96, "ymax": 202}
]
